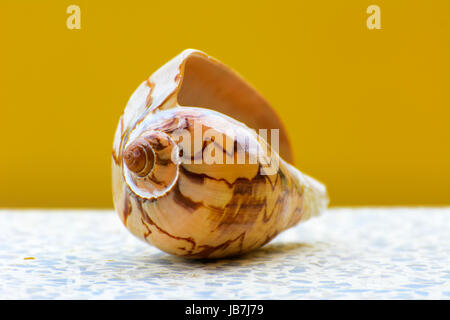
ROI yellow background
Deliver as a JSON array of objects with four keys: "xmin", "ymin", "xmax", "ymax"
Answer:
[{"xmin": 1, "ymin": 0, "xmax": 449, "ymax": 207}]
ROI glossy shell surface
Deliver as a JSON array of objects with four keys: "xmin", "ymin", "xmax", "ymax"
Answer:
[{"xmin": 112, "ymin": 49, "xmax": 328, "ymax": 258}]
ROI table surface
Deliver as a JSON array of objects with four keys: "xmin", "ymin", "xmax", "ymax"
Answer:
[{"xmin": 0, "ymin": 208, "xmax": 449, "ymax": 299}]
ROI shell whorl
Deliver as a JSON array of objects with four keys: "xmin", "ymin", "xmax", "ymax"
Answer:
[
  {"xmin": 124, "ymin": 138, "xmax": 155, "ymax": 177},
  {"xmin": 123, "ymin": 130, "xmax": 179, "ymax": 199}
]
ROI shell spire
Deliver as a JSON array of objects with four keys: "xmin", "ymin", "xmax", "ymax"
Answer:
[
  {"xmin": 124, "ymin": 138, "xmax": 155, "ymax": 177},
  {"xmin": 112, "ymin": 49, "xmax": 328, "ymax": 258}
]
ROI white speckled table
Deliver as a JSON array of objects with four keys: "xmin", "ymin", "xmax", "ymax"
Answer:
[{"xmin": 0, "ymin": 208, "xmax": 449, "ymax": 299}]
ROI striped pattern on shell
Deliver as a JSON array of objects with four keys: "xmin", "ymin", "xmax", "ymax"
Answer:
[{"xmin": 112, "ymin": 49, "xmax": 328, "ymax": 258}]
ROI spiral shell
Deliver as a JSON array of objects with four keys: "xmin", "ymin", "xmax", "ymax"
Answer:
[{"xmin": 112, "ymin": 49, "xmax": 328, "ymax": 258}]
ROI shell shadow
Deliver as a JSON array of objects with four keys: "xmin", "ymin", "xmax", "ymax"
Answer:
[
  {"xmin": 114, "ymin": 241, "xmax": 330, "ymax": 282},
  {"xmin": 162, "ymin": 241, "xmax": 321, "ymax": 267}
]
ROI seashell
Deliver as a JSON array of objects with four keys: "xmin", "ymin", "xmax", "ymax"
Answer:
[{"xmin": 112, "ymin": 49, "xmax": 328, "ymax": 259}]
